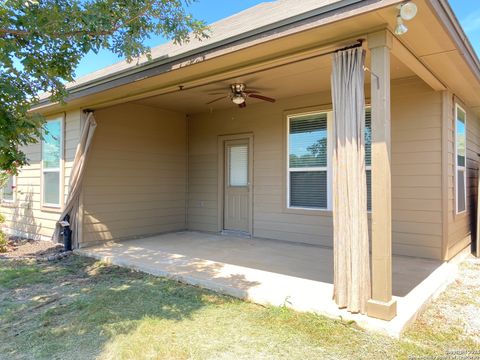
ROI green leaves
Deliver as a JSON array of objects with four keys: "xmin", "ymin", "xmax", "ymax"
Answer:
[{"xmin": 0, "ymin": 0, "xmax": 207, "ymax": 172}]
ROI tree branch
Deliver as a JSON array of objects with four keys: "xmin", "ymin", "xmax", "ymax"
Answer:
[{"xmin": 1, "ymin": 1, "xmax": 158, "ymax": 39}]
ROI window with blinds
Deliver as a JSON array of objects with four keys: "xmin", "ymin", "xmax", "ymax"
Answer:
[
  {"xmin": 455, "ymin": 104, "xmax": 467, "ymax": 213},
  {"xmin": 288, "ymin": 112, "xmax": 328, "ymax": 209},
  {"xmin": 365, "ymin": 108, "xmax": 372, "ymax": 211},
  {"xmin": 287, "ymin": 109, "xmax": 372, "ymax": 211}
]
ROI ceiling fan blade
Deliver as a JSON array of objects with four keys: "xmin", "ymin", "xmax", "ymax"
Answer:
[
  {"xmin": 239, "ymin": 102, "xmax": 247, "ymax": 108},
  {"xmin": 248, "ymin": 93, "xmax": 276, "ymax": 103},
  {"xmin": 243, "ymin": 89, "xmax": 260, "ymax": 94},
  {"xmin": 206, "ymin": 96, "xmax": 228, "ymax": 105}
]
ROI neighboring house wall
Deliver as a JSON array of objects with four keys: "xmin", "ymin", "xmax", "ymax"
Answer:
[
  {"xmin": 81, "ymin": 103, "xmax": 187, "ymax": 247},
  {"xmin": 444, "ymin": 93, "xmax": 480, "ymax": 260},
  {"xmin": 1, "ymin": 110, "xmax": 82, "ymax": 240},
  {"xmin": 188, "ymin": 77, "xmax": 443, "ymax": 259}
]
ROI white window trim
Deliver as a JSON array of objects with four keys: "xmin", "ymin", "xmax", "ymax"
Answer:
[
  {"xmin": 286, "ymin": 109, "xmax": 372, "ymax": 212},
  {"xmin": 41, "ymin": 117, "xmax": 64, "ymax": 209},
  {"xmin": 2, "ymin": 175, "xmax": 16, "ymax": 203},
  {"xmin": 454, "ymin": 104, "xmax": 467, "ymax": 215},
  {"xmin": 286, "ymin": 111, "xmax": 332, "ymax": 211}
]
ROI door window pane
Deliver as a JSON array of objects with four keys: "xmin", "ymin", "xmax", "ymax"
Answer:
[
  {"xmin": 229, "ymin": 145, "xmax": 248, "ymax": 186},
  {"xmin": 44, "ymin": 172, "xmax": 60, "ymax": 205}
]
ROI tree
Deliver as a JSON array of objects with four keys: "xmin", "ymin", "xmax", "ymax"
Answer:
[{"xmin": 0, "ymin": 0, "xmax": 207, "ymax": 173}]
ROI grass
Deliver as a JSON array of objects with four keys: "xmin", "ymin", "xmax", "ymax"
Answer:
[{"xmin": 0, "ymin": 255, "xmax": 477, "ymax": 360}]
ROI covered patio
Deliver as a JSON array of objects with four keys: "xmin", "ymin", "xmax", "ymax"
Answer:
[
  {"xmin": 70, "ymin": 24, "xmax": 457, "ymax": 335},
  {"xmin": 76, "ymin": 231, "xmax": 458, "ymax": 337}
]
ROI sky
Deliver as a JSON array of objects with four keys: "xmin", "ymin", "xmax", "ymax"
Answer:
[{"xmin": 74, "ymin": 0, "xmax": 480, "ymax": 78}]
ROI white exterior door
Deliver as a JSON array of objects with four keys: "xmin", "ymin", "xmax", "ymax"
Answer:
[{"xmin": 224, "ymin": 140, "xmax": 251, "ymax": 233}]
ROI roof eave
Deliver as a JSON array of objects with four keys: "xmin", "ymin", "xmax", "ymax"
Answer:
[
  {"xmin": 35, "ymin": 0, "xmax": 371, "ymax": 107},
  {"xmin": 429, "ymin": 0, "xmax": 480, "ymax": 81}
]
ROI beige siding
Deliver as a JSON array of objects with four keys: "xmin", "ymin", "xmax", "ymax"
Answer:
[
  {"xmin": 81, "ymin": 103, "xmax": 187, "ymax": 246},
  {"xmin": 1, "ymin": 110, "xmax": 82, "ymax": 240},
  {"xmin": 391, "ymin": 78, "xmax": 443, "ymax": 259},
  {"xmin": 188, "ymin": 77, "xmax": 443, "ymax": 259},
  {"xmin": 2, "ymin": 77, "xmax": 447, "ymax": 259},
  {"xmin": 445, "ymin": 93, "xmax": 479, "ymax": 259}
]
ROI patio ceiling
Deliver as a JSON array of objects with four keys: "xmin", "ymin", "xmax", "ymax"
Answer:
[{"xmin": 133, "ymin": 51, "xmax": 414, "ymax": 114}]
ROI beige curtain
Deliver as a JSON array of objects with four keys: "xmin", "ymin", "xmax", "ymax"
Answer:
[
  {"xmin": 331, "ymin": 47, "xmax": 371, "ymax": 314},
  {"xmin": 54, "ymin": 112, "xmax": 97, "ymax": 248}
]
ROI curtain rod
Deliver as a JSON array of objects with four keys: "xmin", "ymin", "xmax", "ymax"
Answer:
[{"xmin": 334, "ymin": 40, "xmax": 364, "ymax": 53}]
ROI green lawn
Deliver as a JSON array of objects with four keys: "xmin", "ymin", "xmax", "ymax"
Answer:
[{"xmin": 0, "ymin": 255, "xmax": 477, "ymax": 360}]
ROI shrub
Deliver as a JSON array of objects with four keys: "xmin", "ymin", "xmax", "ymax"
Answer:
[{"xmin": 0, "ymin": 214, "xmax": 7, "ymax": 253}]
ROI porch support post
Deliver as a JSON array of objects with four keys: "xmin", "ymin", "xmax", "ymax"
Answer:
[{"xmin": 366, "ymin": 30, "xmax": 397, "ymax": 320}]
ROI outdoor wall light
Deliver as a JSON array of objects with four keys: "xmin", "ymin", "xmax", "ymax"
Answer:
[
  {"xmin": 394, "ymin": 15, "xmax": 408, "ymax": 35},
  {"xmin": 399, "ymin": 2, "xmax": 418, "ymax": 20},
  {"xmin": 394, "ymin": 2, "xmax": 417, "ymax": 35}
]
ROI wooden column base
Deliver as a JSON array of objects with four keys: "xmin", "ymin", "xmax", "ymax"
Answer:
[{"xmin": 367, "ymin": 298, "xmax": 397, "ymax": 320}]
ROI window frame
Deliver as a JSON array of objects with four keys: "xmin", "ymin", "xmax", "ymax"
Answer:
[
  {"xmin": 454, "ymin": 103, "xmax": 467, "ymax": 215},
  {"xmin": 2, "ymin": 174, "xmax": 16, "ymax": 203},
  {"xmin": 285, "ymin": 107, "xmax": 372, "ymax": 213},
  {"xmin": 41, "ymin": 116, "xmax": 64, "ymax": 209},
  {"xmin": 286, "ymin": 111, "xmax": 333, "ymax": 211}
]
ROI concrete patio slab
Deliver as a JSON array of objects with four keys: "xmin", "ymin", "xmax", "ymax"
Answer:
[{"xmin": 76, "ymin": 231, "xmax": 462, "ymax": 337}]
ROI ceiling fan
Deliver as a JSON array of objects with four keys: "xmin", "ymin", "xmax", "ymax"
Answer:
[{"xmin": 206, "ymin": 83, "xmax": 276, "ymax": 108}]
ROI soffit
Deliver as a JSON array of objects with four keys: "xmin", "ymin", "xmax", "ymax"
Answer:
[{"xmin": 134, "ymin": 52, "xmax": 412, "ymax": 114}]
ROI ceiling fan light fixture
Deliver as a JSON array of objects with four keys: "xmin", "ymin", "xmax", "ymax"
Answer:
[
  {"xmin": 232, "ymin": 94, "xmax": 245, "ymax": 105},
  {"xmin": 398, "ymin": 2, "xmax": 417, "ymax": 21},
  {"xmin": 394, "ymin": 15, "xmax": 408, "ymax": 35}
]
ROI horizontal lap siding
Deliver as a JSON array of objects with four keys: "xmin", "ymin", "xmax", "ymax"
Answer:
[
  {"xmin": 188, "ymin": 90, "xmax": 335, "ymax": 245},
  {"xmin": 1, "ymin": 110, "xmax": 82, "ymax": 240},
  {"xmin": 446, "ymin": 93, "xmax": 480, "ymax": 259},
  {"xmin": 391, "ymin": 78, "xmax": 442, "ymax": 259},
  {"xmin": 82, "ymin": 103, "xmax": 187, "ymax": 246},
  {"xmin": 188, "ymin": 77, "xmax": 443, "ymax": 258}
]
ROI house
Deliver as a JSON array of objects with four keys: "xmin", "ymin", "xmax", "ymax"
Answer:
[{"xmin": 2, "ymin": 0, "xmax": 479, "ymax": 335}]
